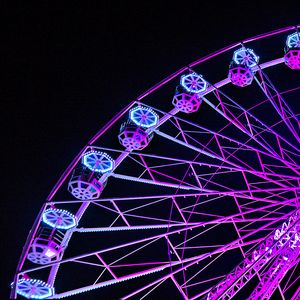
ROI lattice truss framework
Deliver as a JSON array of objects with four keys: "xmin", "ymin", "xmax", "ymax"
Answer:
[{"xmin": 12, "ymin": 26, "xmax": 300, "ymax": 299}]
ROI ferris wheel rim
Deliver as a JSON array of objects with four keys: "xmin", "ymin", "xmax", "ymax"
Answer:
[
  {"xmin": 12, "ymin": 25, "xmax": 300, "ymax": 299},
  {"xmin": 46, "ymin": 24, "xmax": 300, "ymax": 205}
]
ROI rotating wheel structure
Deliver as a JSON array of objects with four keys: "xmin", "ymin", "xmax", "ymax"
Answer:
[{"xmin": 12, "ymin": 26, "xmax": 300, "ymax": 300}]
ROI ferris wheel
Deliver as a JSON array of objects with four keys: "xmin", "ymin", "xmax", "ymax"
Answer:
[{"xmin": 11, "ymin": 26, "xmax": 300, "ymax": 299}]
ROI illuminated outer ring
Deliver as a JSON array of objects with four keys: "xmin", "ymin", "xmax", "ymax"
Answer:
[
  {"xmin": 12, "ymin": 25, "xmax": 300, "ymax": 300},
  {"xmin": 16, "ymin": 279, "xmax": 54, "ymax": 299},
  {"xmin": 180, "ymin": 72, "xmax": 207, "ymax": 93},
  {"xmin": 287, "ymin": 32, "xmax": 300, "ymax": 48},
  {"xmin": 82, "ymin": 151, "xmax": 114, "ymax": 173},
  {"xmin": 233, "ymin": 47, "xmax": 259, "ymax": 68},
  {"xmin": 129, "ymin": 106, "xmax": 158, "ymax": 128},
  {"xmin": 42, "ymin": 208, "xmax": 77, "ymax": 230}
]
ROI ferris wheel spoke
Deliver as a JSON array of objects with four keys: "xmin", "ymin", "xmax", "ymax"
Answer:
[
  {"xmin": 206, "ymin": 101, "xmax": 300, "ymax": 174},
  {"xmin": 153, "ymin": 142, "xmax": 298, "ymax": 186},
  {"xmin": 214, "ymin": 77, "xmax": 299, "ymax": 148},
  {"xmin": 75, "ymin": 224, "xmax": 182, "ymax": 232},
  {"xmin": 60, "ymin": 192, "xmax": 293, "ymax": 239},
  {"xmin": 111, "ymin": 172, "xmax": 204, "ymax": 191},
  {"xmin": 171, "ymin": 109, "xmax": 300, "ymax": 172},
  {"xmin": 154, "ymin": 129, "xmax": 295, "ymax": 190},
  {"xmin": 51, "ymin": 186, "xmax": 298, "ymax": 209},
  {"xmin": 201, "ymin": 93, "xmax": 282, "ymax": 156},
  {"xmin": 142, "ymin": 112, "xmax": 300, "ymax": 179},
  {"xmin": 120, "ymin": 212, "xmax": 291, "ymax": 299},
  {"xmin": 21, "ymin": 206, "xmax": 290, "ymax": 273},
  {"xmin": 200, "ymin": 87, "xmax": 300, "ymax": 158},
  {"xmin": 254, "ymin": 69, "xmax": 300, "ymax": 143},
  {"xmin": 51, "ymin": 263, "xmax": 171, "ymax": 299},
  {"xmin": 148, "ymin": 101, "xmax": 292, "ymax": 165},
  {"xmin": 52, "ymin": 228, "xmax": 270, "ymax": 299},
  {"xmin": 281, "ymin": 261, "xmax": 300, "ymax": 293},
  {"xmin": 92, "ymin": 119, "xmax": 293, "ymax": 186},
  {"xmin": 72, "ymin": 197, "xmax": 295, "ymax": 234},
  {"xmin": 18, "ymin": 201, "xmax": 296, "ymax": 299},
  {"xmin": 179, "ymin": 130, "xmax": 300, "ymax": 181},
  {"xmin": 100, "ymin": 145, "xmax": 299, "ymax": 183},
  {"xmin": 248, "ymin": 244, "xmax": 300, "ymax": 299},
  {"xmin": 291, "ymin": 287, "xmax": 300, "ymax": 300},
  {"xmin": 192, "ymin": 209, "xmax": 300, "ymax": 300}
]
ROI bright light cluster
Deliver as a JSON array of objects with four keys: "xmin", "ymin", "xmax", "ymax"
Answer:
[
  {"xmin": 206, "ymin": 210, "xmax": 300, "ymax": 300},
  {"xmin": 42, "ymin": 208, "xmax": 77, "ymax": 230},
  {"xmin": 180, "ymin": 72, "xmax": 207, "ymax": 93},
  {"xmin": 233, "ymin": 47, "xmax": 259, "ymax": 68},
  {"xmin": 274, "ymin": 214, "xmax": 300, "ymax": 248},
  {"xmin": 45, "ymin": 248, "xmax": 56, "ymax": 258},
  {"xmin": 16, "ymin": 278, "xmax": 54, "ymax": 299},
  {"xmin": 286, "ymin": 32, "xmax": 300, "ymax": 48},
  {"xmin": 82, "ymin": 151, "xmax": 114, "ymax": 173},
  {"xmin": 129, "ymin": 106, "xmax": 158, "ymax": 128}
]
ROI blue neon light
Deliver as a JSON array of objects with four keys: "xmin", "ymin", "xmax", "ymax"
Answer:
[
  {"xmin": 180, "ymin": 73, "xmax": 207, "ymax": 93},
  {"xmin": 129, "ymin": 106, "xmax": 158, "ymax": 128},
  {"xmin": 42, "ymin": 208, "xmax": 77, "ymax": 230},
  {"xmin": 233, "ymin": 48, "xmax": 259, "ymax": 68},
  {"xmin": 82, "ymin": 151, "xmax": 114, "ymax": 173},
  {"xmin": 286, "ymin": 32, "xmax": 300, "ymax": 48},
  {"xmin": 16, "ymin": 279, "xmax": 54, "ymax": 299}
]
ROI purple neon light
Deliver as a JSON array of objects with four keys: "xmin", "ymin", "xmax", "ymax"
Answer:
[
  {"xmin": 229, "ymin": 65, "xmax": 254, "ymax": 87},
  {"xmin": 285, "ymin": 49, "xmax": 300, "ymax": 70},
  {"xmin": 201, "ymin": 210, "xmax": 300, "ymax": 300},
  {"xmin": 11, "ymin": 26, "xmax": 300, "ymax": 300},
  {"xmin": 118, "ymin": 121, "xmax": 153, "ymax": 150},
  {"xmin": 172, "ymin": 93, "xmax": 201, "ymax": 113}
]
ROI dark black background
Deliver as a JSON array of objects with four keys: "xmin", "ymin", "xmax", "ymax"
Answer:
[{"xmin": 3, "ymin": 2, "xmax": 300, "ymax": 299}]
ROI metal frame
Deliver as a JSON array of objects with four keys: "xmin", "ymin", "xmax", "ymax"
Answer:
[{"xmin": 12, "ymin": 25, "xmax": 300, "ymax": 299}]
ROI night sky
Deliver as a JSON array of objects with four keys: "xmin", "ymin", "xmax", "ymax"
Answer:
[{"xmin": 4, "ymin": 2, "xmax": 300, "ymax": 299}]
